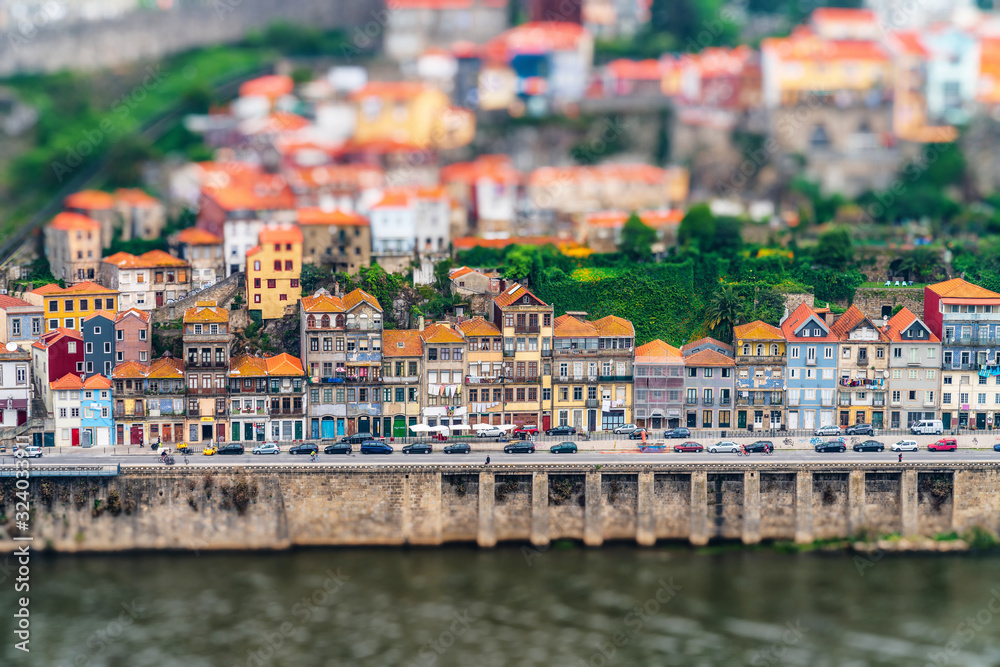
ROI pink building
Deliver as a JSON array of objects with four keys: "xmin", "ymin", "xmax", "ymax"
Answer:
[{"xmin": 115, "ymin": 309, "xmax": 152, "ymax": 365}]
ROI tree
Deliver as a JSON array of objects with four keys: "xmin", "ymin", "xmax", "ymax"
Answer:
[
  {"xmin": 703, "ymin": 284, "xmax": 744, "ymax": 343},
  {"xmin": 678, "ymin": 203, "xmax": 716, "ymax": 251},
  {"xmin": 812, "ymin": 228, "xmax": 853, "ymax": 268},
  {"xmin": 894, "ymin": 247, "xmax": 944, "ymax": 283},
  {"xmin": 711, "ymin": 216, "xmax": 743, "ymax": 257},
  {"xmin": 300, "ymin": 263, "xmax": 331, "ymax": 295},
  {"xmin": 619, "ymin": 213, "xmax": 655, "ymax": 262},
  {"xmin": 433, "ymin": 258, "xmax": 454, "ymax": 295}
]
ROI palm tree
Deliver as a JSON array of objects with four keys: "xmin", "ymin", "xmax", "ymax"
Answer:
[{"xmin": 704, "ymin": 284, "xmax": 744, "ymax": 344}]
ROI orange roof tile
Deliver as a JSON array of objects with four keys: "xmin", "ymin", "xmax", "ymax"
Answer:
[
  {"xmin": 102, "ymin": 250, "xmax": 188, "ymax": 269},
  {"xmin": 342, "ymin": 288, "xmax": 382, "ymax": 312},
  {"xmin": 283, "ymin": 163, "xmax": 385, "ymax": 191},
  {"xmin": 239, "ymin": 74, "xmax": 294, "ymax": 99},
  {"xmin": 297, "ymin": 208, "xmax": 369, "ymax": 227},
  {"xmin": 258, "ymin": 225, "xmax": 303, "ymax": 245},
  {"xmin": 50, "ymin": 373, "xmax": 84, "ymax": 390},
  {"xmin": 684, "ymin": 349, "xmax": 735, "ymax": 367},
  {"xmin": 639, "ymin": 209, "xmax": 684, "ymax": 227},
  {"xmin": 493, "ymin": 283, "xmax": 548, "ymax": 308},
  {"xmin": 301, "ymin": 291, "xmax": 345, "ymax": 313},
  {"xmin": 811, "ymin": 7, "xmax": 877, "ymax": 23},
  {"xmin": 734, "ymin": 320, "xmax": 784, "ymax": 341},
  {"xmin": 457, "ymin": 317, "xmax": 501, "ymax": 337},
  {"xmin": 383, "ymin": 330, "xmax": 424, "ymax": 357},
  {"xmin": 681, "ymin": 337, "xmax": 734, "ymax": 355},
  {"xmin": 371, "ymin": 190, "xmax": 412, "ymax": 209},
  {"xmin": 606, "ymin": 58, "xmax": 662, "ymax": 80},
  {"xmin": 203, "ymin": 180, "xmax": 296, "ymax": 212},
  {"xmin": 37, "ymin": 281, "xmax": 117, "ymax": 297},
  {"xmin": 927, "ymin": 278, "xmax": 1000, "ymax": 301},
  {"xmin": 112, "ymin": 361, "xmax": 148, "ymax": 379},
  {"xmin": 781, "ymin": 302, "xmax": 838, "ymax": 341},
  {"xmin": 32, "ymin": 328, "xmax": 82, "ymax": 351},
  {"xmin": 184, "ymin": 302, "xmax": 228, "ymax": 324},
  {"xmin": 440, "ymin": 155, "xmax": 521, "ymax": 186},
  {"xmin": 114, "ymin": 188, "xmax": 160, "ymax": 207},
  {"xmin": 83, "ymin": 310, "xmax": 117, "ymax": 323},
  {"xmin": 0, "ymin": 295, "xmax": 37, "ymax": 310},
  {"xmin": 586, "ymin": 211, "xmax": 628, "ymax": 229},
  {"xmin": 265, "ymin": 353, "xmax": 305, "ymax": 376},
  {"xmin": 420, "ymin": 323, "xmax": 464, "ymax": 343},
  {"xmin": 64, "ymin": 190, "xmax": 114, "ymax": 210},
  {"xmin": 84, "ymin": 375, "xmax": 112, "ymax": 389},
  {"xmin": 29, "ymin": 283, "xmax": 63, "ymax": 296},
  {"xmin": 175, "ymin": 227, "xmax": 223, "ymax": 245},
  {"xmin": 48, "ymin": 212, "xmax": 102, "ymax": 232},
  {"xmin": 554, "ymin": 314, "xmax": 598, "ymax": 337},
  {"xmin": 829, "ymin": 304, "xmax": 886, "ymax": 341},
  {"xmin": 484, "ymin": 21, "xmax": 588, "ymax": 61},
  {"xmin": 229, "ymin": 355, "xmax": 268, "ymax": 377},
  {"xmin": 593, "ymin": 315, "xmax": 635, "ymax": 337},
  {"xmin": 882, "ymin": 307, "xmax": 940, "ymax": 343},
  {"xmin": 634, "ymin": 339, "xmax": 683, "ymax": 361},
  {"xmin": 147, "ymin": 357, "xmax": 184, "ymax": 379},
  {"xmin": 115, "ymin": 308, "xmax": 151, "ymax": 324},
  {"xmin": 350, "ymin": 81, "xmax": 428, "ymax": 101}
]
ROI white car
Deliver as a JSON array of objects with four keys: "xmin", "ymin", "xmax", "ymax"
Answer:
[
  {"xmin": 891, "ymin": 440, "xmax": 919, "ymax": 452},
  {"xmin": 708, "ymin": 441, "xmax": 741, "ymax": 453},
  {"xmin": 814, "ymin": 425, "xmax": 843, "ymax": 436},
  {"xmin": 19, "ymin": 446, "xmax": 42, "ymax": 458},
  {"xmin": 253, "ymin": 443, "xmax": 280, "ymax": 455},
  {"xmin": 614, "ymin": 424, "xmax": 638, "ymax": 434},
  {"xmin": 476, "ymin": 426, "xmax": 503, "ymax": 438}
]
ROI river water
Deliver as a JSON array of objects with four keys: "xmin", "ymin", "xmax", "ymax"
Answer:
[{"xmin": 3, "ymin": 546, "xmax": 1000, "ymax": 666}]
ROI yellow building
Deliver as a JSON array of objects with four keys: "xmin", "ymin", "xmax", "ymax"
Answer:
[
  {"xmin": 30, "ymin": 281, "xmax": 119, "ymax": 333},
  {"xmin": 552, "ymin": 313, "xmax": 635, "ymax": 432},
  {"xmin": 350, "ymin": 81, "xmax": 475, "ymax": 150},
  {"xmin": 492, "ymin": 284, "xmax": 554, "ymax": 430},
  {"xmin": 458, "ymin": 317, "xmax": 504, "ymax": 426},
  {"xmin": 43, "ymin": 212, "xmax": 103, "ymax": 284},
  {"xmin": 381, "ymin": 329, "xmax": 424, "ymax": 439},
  {"xmin": 247, "ymin": 224, "xmax": 303, "ymax": 321},
  {"xmin": 733, "ymin": 320, "xmax": 787, "ymax": 430}
]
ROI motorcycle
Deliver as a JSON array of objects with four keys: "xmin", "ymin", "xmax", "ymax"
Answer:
[{"xmin": 162, "ymin": 455, "xmax": 175, "ymax": 465}]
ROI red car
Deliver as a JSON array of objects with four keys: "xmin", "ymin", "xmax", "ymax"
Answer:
[
  {"xmin": 673, "ymin": 441, "xmax": 704, "ymax": 453},
  {"xmin": 928, "ymin": 438, "xmax": 957, "ymax": 452},
  {"xmin": 514, "ymin": 425, "xmax": 540, "ymax": 437}
]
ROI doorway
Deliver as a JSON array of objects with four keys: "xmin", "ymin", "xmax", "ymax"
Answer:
[{"xmin": 201, "ymin": 424, "xmax": 213, "ymax": 441}]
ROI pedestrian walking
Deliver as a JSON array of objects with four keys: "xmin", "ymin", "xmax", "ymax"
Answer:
[
  {"xmin": 898, "ymin": 452, "xmax": 903, "ymax": 463},
  {"xmin": 485, "ymin": 455, "xmax": 491, "ymax": 466}
]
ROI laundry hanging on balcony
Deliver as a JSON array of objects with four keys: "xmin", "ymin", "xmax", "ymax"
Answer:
[
  {"xmin": 839, "ymin": 378, "xmax": 885, "ymax": 388},
  {"xmin": 979, "ymin": 366, "xmax": 1000, "ymax": 378}
]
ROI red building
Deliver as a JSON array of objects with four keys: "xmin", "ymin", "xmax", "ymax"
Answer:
[{"xmin": 31, "ymin": 328, "xmax": 84, "ymax": 414}]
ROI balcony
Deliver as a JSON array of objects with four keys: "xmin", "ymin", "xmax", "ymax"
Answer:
[
  {"xmin": 947, "ymin": 363, "xmax": 980, "ymax": 371},
  {"xmin": 509, "ymin": 375, "xmax": 540, "ymax": 384},
  {"xmin": 186, "ymin": 360, "xmax": 228, "ymax": 369},
  {"xmin": 890, "ymin": 398, "xmax": 902, "ymax": 406},
  {"xmin": 787, "ymin": 396, "xmax": 800, "ymax": 407},
  {"xmin": 231, "ymin": 408, "xmax": 267, "ymax": 417},
  {"xmin": 553, "ymin": 348, "xmax": 600, "ymax": 357},
  {"xmin": 541, "ymin": 349, "xmax": 552, "ymax": 357},
  {"xmin": 719, "ymin": 397, "xmax": 731, "ymax": 406},
  {"xmin": 599, "ymin": 375, "xmax": 633, "ymax": 382},
  {"xmin": 584, "ymin": 399, "xmax": 600, "ymax": 408},
  {"xmin": 735, "ymin": 396, "xmax": 782, "ymax": 406},
  {"xmin": 805, "ymin": 357, "xmax": 817, "ymax": 366},
  {"xmin": 503, "ymin": 349, "xmax": 515, "ymax": 357},
  {"xmin": 465, "ymin": 375, "xmax": 502, "ymax": 385},
  {"xmin": 736, "ymin": 355, "xmax": 784, "ymax": 365},
  {"xmin": 345, "ymin": 352, "xmax": 381, "ymax": 363},
  {"xmin": 514, "ymin": 325, "xmax": 540, "ymax": 334},
  {"xmin": 685, "ymin": 397, "xmax": 697, "ymax": 405},
  {"xmin": 872, "ymin": 399, "xmax": 886, "ymax": 407},
  {"xmin": 186, "ymin": 387, "xmax": 226, "ymax": 395},
  {"xmin": 383, "ymin": 375, "xmax": 419, "ymax": 384},
  {"xmin": 702, "ymin": 398, "xmax": 714, "ymax": 406},
  {"xmin": 553, "ymin": 375, "xmax": 597, "ymax": 383},
  {"xmin": 857, "ymin": 356, "xmax": 869, "ymax": 366},
  {"xmin": 821, "ymin": 397, "xmax": 834, "ymax": 407}
]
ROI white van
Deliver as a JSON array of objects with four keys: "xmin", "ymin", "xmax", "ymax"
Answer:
[{"xmin": 911, "ymin": 419, "xmax": 943, "ymax": 435}]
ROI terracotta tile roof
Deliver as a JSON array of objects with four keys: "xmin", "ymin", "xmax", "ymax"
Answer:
[
  {"xmin": 229, "ymin": 355, "xmax": 268, "ymax": 377},
  {"xmin": 370, "ymin": 189, "xmax": 412, "ymax": 209},
  {"xmin": 265, "ymin": 353, "xmax": 305, "ymax": 376},
  {"xmin": 554, "ymin": 314, "xmax": 597, "ymax": 337},
  {"xmin": 681, "ymin": 337, "xmax": 734, "ymax": 355},
  {"xmin": 175, "ymin": 227, "xmax": 223, "ymax": 245},
  {"xmin": 239, "ymin": 74, "xmax": 294, "ymax": 99},
  {"xmin": 383, "ymin": 329, "xmax": 424, "ymax": 357},
  {"xmin": 115, "ymin": 308, "xmax": 151, "ymax": 323},
  {"xmin": 147, "ymin": 357, "xmax": 184, "ymax": 379},
  {"xmin": 811, "ymin": 7, "xmax": 877, "ymax": 23},
  {"xmin": 84, "ymin": 375, "xmax": 112, "ymax": 389},
  {"xmin": 493, "ymin": 283, "xmax": 548, "ymax": 308},
  {"xmin": 114, "ymin": 188, "xmax": 160, "ymax": 207},
  {"xmin": 439, "ymin": 155, "xmax": 521, "ymax": 186},
  {"xmin": 585, "ymin": 211, "xmax": 628, "ymax": 229},
  {"xmin": 450, "ymin": 266, "xmax": 477, "ymax": 280},
  {"xmin": 83, "ymin": 311, "xmax": 116, "ymax": 323},
  {"xmin": 29, "ymin": 284, "xmax": 63, "ymax": 296},
  {"xmin": 48, "ymin": 212, "xmax": 101, "ymax": 232},
  {"xmin": 882, "ymin": 307, "xmax": 940, "ymax": 343},
  {"xmin": 64, "ymin": 190, "xmax": 114, "ymax": 210},
  {"xmin": 457, "ymin": 317, "xmax": 501, "ymax": 337},
  {"xmin": 112, "ymin": 361, "xmax": 148, "ymax": 379},
  {"xmin": 343, "ymin": 288, "xmax": 382, "ymax": 312},
  {"xmin": 927, "ymin": 278, "xmax": 1000, "ymax": 300},
  {"xmin": 350, "ymin": 81, "xmax": 427, "ymax": 101},
  {"xmin": 258, "ymin": 225, "xmax": 303, "ymax": 245},
  {"xmin": 484, "ymin": 21, "xmax": 588, "ymax": 61},
  {"xmin": 684, "ymin": 349, "xmax": 736, "ymax": 367},
  {"xmin": 36, "ymin": 281, "xmax": 117, "ymax": 296},
  {"xmin": 528, "ymin": 164, "xmax": 672, "ymax": 188},
  {"xmin": 301, "ymin": 291, "xmax": 345, "ymax": 313},
  {"xmin": 606, "ymin": 58, "xmax": 663, "ymax": 80},
  {"xmin": 297, "ymin": 208, "xmax": 369, "ymax": 226},
  {"xmin": 781, "ymin": 302, "xmax": 838, "ymax": 341},
  {"xmin": 184, "ymin": 302, "xmax": 228, "ymax": 324},
  {"xmin": 734, "ymin": 320, "xmax": 784, "ymax": 341},
  {"xmin": 634, "ymin": 339, "xmax": 683, "ymax": 362},
  {"xmin": 50, "ymin": 373, "xmax": 84, "ymax": 390},
  {"xmin": 32, "ymin": 328, "xmax": 83, "ymax": 350},
  {"xmin": 829, "ymin": 305, "xmax": 886, "ymax": 341},
  {"xmin": 203, "ymin": 181, "xmax": 296, "ymax": 212},
  {"xmin": 284, "ymin": 163, "xmax": 385, "ymax": 191},
  {"xmin": 420, "ymin": 323, "xmax": 464, "ymax": 343},
  {"xmin": 102, "ymin": 250, "xmax": 188, "ymax": 269},
  {"xmin": 0, "ymin": 295, "xmax": 38, "ymax": 310},
  {"xmin": 593, "ymin": 315, "xmax": 635, "ymax": 337},
  {"xmin": 888, "ymin": 31, "xmax": 928, "ymax": 57}
]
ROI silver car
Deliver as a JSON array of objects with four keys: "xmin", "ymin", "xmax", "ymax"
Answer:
[
  {"xmin": 476, "ymin": 426, "xmax": 503, "ymax": 438},
  {"xmin": 614, "ymin": 424, "xmax": 638, "ymax": 434},
  {"xmin": 708, "ymin": 441, "xmax": 741, "ymax": 453},
  {"xmin": 814, "ymin": 425, "xmax": 843, "ymax": 436},
  {"xmin": 891, "ymin": 440, "xmax": 919, "ymax": 452},
  {"xmin": 252, "ymin": 443, "xmax": 280, "ymax": 455}
]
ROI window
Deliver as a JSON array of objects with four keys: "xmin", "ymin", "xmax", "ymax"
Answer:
[
  {"xmin": 943, "ymin": 393, "xmax": 952, "ymax": 404},
  {"xmin": 876, "ymin": 347, "xmax": 884, "ymax": 359},
  {"xmin": 139, "ymin": 329, "xmax": 146, "ymax": 341},
  {"xmin": 789, "ymin": 347, "xmax": 799, "ymax": 359},
  {"xmin": 893, "ymin": 347, "xmax": 902, "ymax": 359},
  {"xmin": 267, "ymin": 279, "xmax": 276, "ymax": 289},
  {"xmin": 254, "ymin": 261, "xmax": 261, "ymax": 271},
  {"xmin": 31, "ymin": 319, "xmax": 40, "ymax": 335},
  {"xmin": 104, "ymin": 342, "xmax": 111, "ymax": 353},
  {"xmin": 86, "ymin": 342, "xmax": 93, "ymax": 354},
  {"xmin": 10, "ymin": 320, "xmax": 19, "ymax": 337},
  {"xmin": 254, "ymin": 278, "xmax": 261, "ymax": 288},
  {"xmin": 274, "ymin": 260, "xmax": 282, "ymax": 271},
  {"xmin": 279, "ymin": 294, "xmax": 287, "ymax": 301},
  {"xmin": 106, "ymin": 299, "xmax": 114, "ymax": 310},
  {"xmin": 285, "ymin": 261, "xmax": 293, "ymax": 271},
  {"xmin": 824, "ymin": 347, "xmax": 833, "ymax": 359}
]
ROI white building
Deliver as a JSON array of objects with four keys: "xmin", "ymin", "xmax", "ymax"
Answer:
[
  {"xmin": 0, "ymin": 346, "xmax": 32, "ymax": 431},
  {"xmin": 99, "ymin": 250, "xmax": 192, "ymax": 311}
]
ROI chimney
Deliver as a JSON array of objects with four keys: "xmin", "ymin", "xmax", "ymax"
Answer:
[
  {"xmin": 824, "ymin": 312, "xmax": 835, "ymax": 327},
  {"xmin": 565, "ymin": 311, "xmax": 587, "ymax": 322},
  {"xmin": 418, "ymin": 315, "xmax": 425, "ymax": 331}
]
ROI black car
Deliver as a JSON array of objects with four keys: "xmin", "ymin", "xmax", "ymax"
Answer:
[
  {"xmin": 664, "ymin": 428, "xmax": 691, "ymax": 439},
  {"xmin": 745, "ymin": 440, "xmax": 773, "ymax": 453},
  {"xmin": 403, "ymin": 443, "xmax": 433, "ymax": 455},
  {"xmin": 360, "ymin": 441, "xmax": 393, "ymax": 455},
  {"xmin": 444, "ymin": 443, "xmax": 471, "ymax": 454},
  {"xmin": 628, "ymin": 429, "xmax": 648, "ymax": 440},
  {"xmin": 289, "ymin": 443, "xmax": 319, "ymax": 455},
  {"xmin": 815, "ymin": 440, "xmax": 847, "ymax": 453},
  {"xmin": 545, "ymin": 425, "xmax": 576, "ymax": 436},
  {"xmin": 853, "ymin": 439, "xmax": 884, "ymax": 452},
  {"xmin": 324, "ymin": 443, "xmax": 352, "ymax": 455},
  {"xmin": 217, "ymin": 444, "xmax": 245, "ymax": 455},
  {"xmin": 845, "ymin": 423, "xmax": 875, "ymax": 436},
  {"xmin": 503, "ymin": 441, "xmax": 535, "ymax": 454},
  {"xmin": 340, "ymin": 432, "xmax": 375, "ymax": 445}
]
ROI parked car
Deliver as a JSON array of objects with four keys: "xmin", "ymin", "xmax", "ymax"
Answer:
[
  {"xmin": 614, "ymin": 424, "xmax": 638, "ymax": 434},
  {"xmin": 289, "ymin": 443, "xmax": 318, "ymax": 455},
  {"xmin": 253, "ymin": 443, "xmax": 280, "ymax": 455},
  {"xmin": 503, "ymin": 441, "xmax": 535, "ymax": 454},
  {"xmin": 444, "ymin": 443, "xmax": 471, "ymax": 454},
  {"xmin": 928, "ymin": 438, "xmax": 958, "ymax": 452},
  {"xmin": 845, "ymin": 424, "xmax": 875, "ymax": 436},
  {"xmin": 19, "ymin": 446, "xmax": 42, "ymax": 458},
  {"xmin": 814, "ymin": 425, "xmax": 842, "ymax": 436},
  {"xmin": 673, "ymin": 441, "xmax": 704, "ymax": 453},
  {"xmin": 403, "ymin": 443, "xmax": 433, "ymax": 455},
  {"xmin": 202, "ymin": 446, "xmax": 217, "ymax": 456},
  {"xmin": 360, "ymin": 441, "xmax": 393, "ymax": 455},
  {"xmin": 815, "ymin": 440, "xmax": 846, "ymax": 453},
  {"xmin": 341, "ymin": 432, "xmax": 376, "ymax": 445},
  {"xmin": 476, "ymin": 426, "xmax": 503, "ymax": 439},
  {"xmin": 515, "ymin": 425, "xmax": 540, "ymax": 437},
  {"xmin": 545, "ymin": 425, "xmax": 577, "ymax": 436},
  {"xmin": 993, "ymin": 443, "xmax": 1000, "ymax": 452},
  {"xmin": 664, "ymin": 427, "xmax": 691, "ymax": 439},
  {"xmin": 853, "ymin": 440, "xmax": 884, "ymax": 452},
  {"xmin": 911, "ymin": 419, "xmax": 944, "ymax": 435},
  {"xmin": 891, "ymin": 440, "xmax": 919, "ymax": 452},
  {"xmin": 218, "ymin": 444, "xmax": 245, "ymax": 455},
  {"xmin": 708, "ymin": 441, "xmax": 741, "ymax": 453},
  {"xmin": 746, "ymin": 440, "xmax": 774, "ymax": 453},
  {"xmin": 628, "ymin": 429, "xmax": 649, "ymax": 440},
  {"xmin": 550, "ymin": 442, "xmax": 578, "ymax": 454},
  {"xmin": 324, "ymin": 443, "xmax": 352, "ymax": 455}
]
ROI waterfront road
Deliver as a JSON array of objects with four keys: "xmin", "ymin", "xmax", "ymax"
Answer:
[{"xmin": 6, "ymin": 448, "xmax": 1000, "ymax": 468}]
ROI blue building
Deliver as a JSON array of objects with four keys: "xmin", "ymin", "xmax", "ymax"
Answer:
[
  {"xmin": 781, "ymin": 303, "xmax": 839, "ymax": 431},
  {"xmin": 82, "ymin": 312, "xmax": 116, "ymax": 378},
  {"xmin": 0, "ymin": 295, "xmax": 43, "ymax": 349},
  {"xmin": 81, "ymin": 374, "xmax": 115, "ymax": 447}
]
